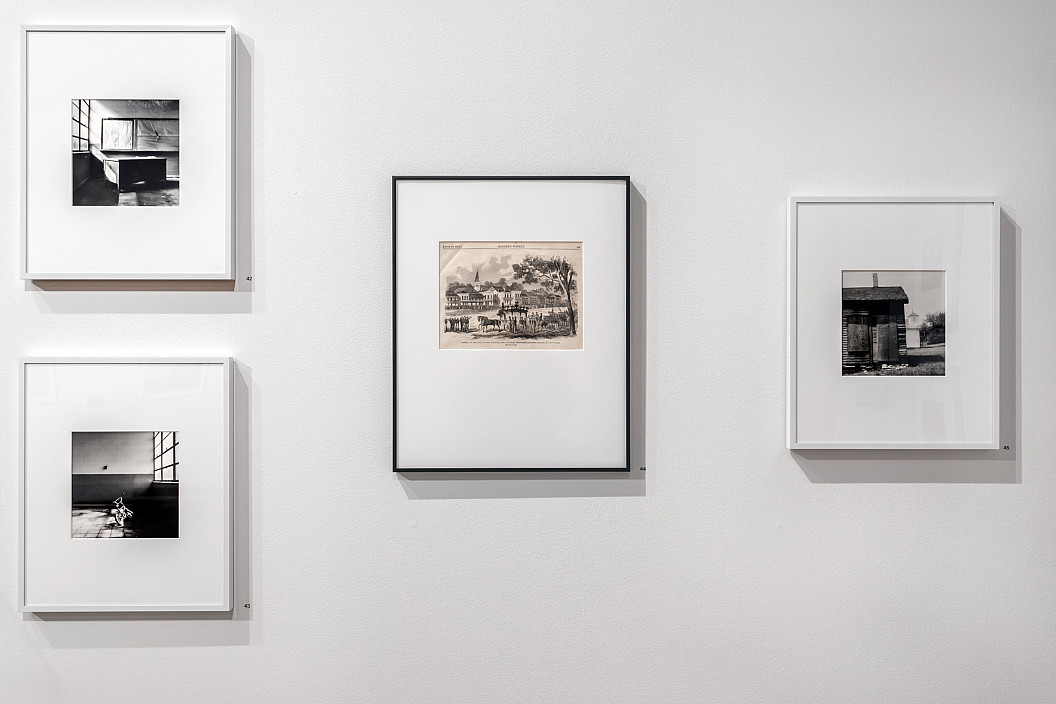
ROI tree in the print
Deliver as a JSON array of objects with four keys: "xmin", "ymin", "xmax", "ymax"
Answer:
[
  {"xmin": 919, "ymin": 311, "xmax": 945, "ymax": 345},
  {"xmin": 513, "ymin": 255, "xmax": 578, "ymax": 334}
]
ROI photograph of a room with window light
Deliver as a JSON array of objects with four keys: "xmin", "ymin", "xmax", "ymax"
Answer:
[
  {"xmin": 70, "ymin": 431, "xmax": 180, "ymax": 539},
  {"xmin": 71, "ymin": 99, "xmax": 179, "ymax": 206}
]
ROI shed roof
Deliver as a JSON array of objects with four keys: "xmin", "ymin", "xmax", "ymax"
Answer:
[{"xmin": 842, "ymin": 286, "xmax": 909, "ymax": 303}]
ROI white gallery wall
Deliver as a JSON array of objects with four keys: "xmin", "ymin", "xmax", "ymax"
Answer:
[{"xmin": 0, "ymin": 1, "xmax": 1054, "ymax": 702}]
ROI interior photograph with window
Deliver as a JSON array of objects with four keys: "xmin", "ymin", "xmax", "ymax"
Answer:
[
  {"xmin": 70, "ymin": 431, "xmax": 180, "ymax": 539},
  {"xmin": 71, "ymin": 99, "xmax": 180, "ymax": 207}
]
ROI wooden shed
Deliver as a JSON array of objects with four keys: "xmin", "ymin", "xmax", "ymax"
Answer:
[{"xmin": 842, "ymin": 275, "xmax": 909, "ymax": 370}]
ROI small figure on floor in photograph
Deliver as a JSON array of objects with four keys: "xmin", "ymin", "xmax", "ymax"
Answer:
[{"xmin": 111, "ymin": 496, "xmax": 133, "ymax": 527}]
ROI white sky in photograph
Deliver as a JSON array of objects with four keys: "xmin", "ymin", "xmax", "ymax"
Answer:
[
  {"xmin": 446, "ymin": 255, "xmax": 516, "ymax": 286},
  {"xmin": 842, "ymin": 270, "xmax": 946, "ymax": 317}
]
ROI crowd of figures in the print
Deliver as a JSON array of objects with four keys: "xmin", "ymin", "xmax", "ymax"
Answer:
[{"xmin": 445, "ymin": 307, "xmax": 570, "ymax": 335}]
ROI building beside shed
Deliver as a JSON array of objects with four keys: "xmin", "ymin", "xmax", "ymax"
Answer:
[{"xmin": 905, "ymin": 310, "xmax": 922, "ymax": 348}]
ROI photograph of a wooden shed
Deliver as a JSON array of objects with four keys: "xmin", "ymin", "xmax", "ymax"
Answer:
[{"xmin": 842, "ymin": 271, "xmax": 945, "ymax": 376}]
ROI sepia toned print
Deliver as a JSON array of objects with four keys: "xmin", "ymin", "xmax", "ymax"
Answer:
[{"xmin": 440, "ymin": 241, "xmax": 582, "ymax": 349}]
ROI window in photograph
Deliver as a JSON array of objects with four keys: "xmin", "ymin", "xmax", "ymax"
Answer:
[
  {"xmin": 70, "ymin": 98, "xmax": 89, "ymax": 152},
  {"xmin": 153, "ymin": 431, "xmax": 179, "ymax": 482}
]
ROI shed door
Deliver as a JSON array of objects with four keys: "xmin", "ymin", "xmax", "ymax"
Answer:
[{"xmin": 876, "ymin": 322, "xmax": 899, "ymax": 362}]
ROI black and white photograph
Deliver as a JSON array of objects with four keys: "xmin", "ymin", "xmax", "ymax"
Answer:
[
  {"xmin": 440, "ymin": 241, "xmax": 583, "ymax": 350},
  {"xmin": 22, "ymin": 358, "xmax": 231, "ymax": 612},
  {"xmin": 71, "ymin": 431, "xmax": 179, "ymax": 539},
  {"xmin": 842, "ymin": 270, "xmax": 946, "ymax": 376},
  {"xmin": 71, "ymin": 99, "xmax": 179, "ymax": 206}
]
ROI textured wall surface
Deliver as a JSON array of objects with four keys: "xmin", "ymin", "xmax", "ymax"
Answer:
[{"xmin": 1, "ymin": 2, "xmax": 1054, "ymax": 702}]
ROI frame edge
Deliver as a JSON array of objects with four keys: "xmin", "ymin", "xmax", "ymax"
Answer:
[
  {"xmin": 786, "ymin": 196, "xmax": 1001, "ymax": 450},
  {"xmin": 392, "ymin": 176, "xmax": 633, "ymax": 471},
  {"xmin": 19, "ymin": 356, "xmax": 234, "ymax": 613},
  {"xmin": 21, "ymin": 26, "xmax": 236, "ymax": 282}
]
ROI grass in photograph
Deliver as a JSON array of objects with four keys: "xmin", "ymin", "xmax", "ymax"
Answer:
[{"xmin": 847, "ymin": 345, "xmax": 946, "ymax": 377}]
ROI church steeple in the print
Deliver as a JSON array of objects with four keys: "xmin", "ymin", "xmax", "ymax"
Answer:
[{"xmin": 473, "ymin": 270, "xmax": 482, "ymax": 291}]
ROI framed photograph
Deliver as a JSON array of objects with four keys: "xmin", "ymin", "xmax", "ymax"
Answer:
[
  {"xmin": 22, "ymin": 26, "xmax": 234, "ymax": 279},
  {"xmin": 394, "ymin": 177, "xmax": 631, "ymax": 471},
  {"xmin": 787, "ymin": 198, "xmax": 1000, "ymax": 449},
  {"xmin": 20, "ymin": 358, "xmax": 232, "ymax": 612}
]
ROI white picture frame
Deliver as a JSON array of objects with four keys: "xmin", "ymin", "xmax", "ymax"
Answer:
[
  {"xmin": 787, "ymin": 197, "xmax": 1000, "ymax": 450},
  {"xmin": 393, "ymin": 177, "xmax": 631, "ymax": 471},
  {"xmin": 21, "ymin": 26, "xmax": 235, "ymax": 280},
  {"xmin": 20, "ymin": 358, "xmax": 233, "ymax": 612}
]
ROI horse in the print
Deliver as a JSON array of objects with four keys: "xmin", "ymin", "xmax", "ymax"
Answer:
[{"xmin": 477, "ymin": 316, "xmax": 502, "ymax": 332}]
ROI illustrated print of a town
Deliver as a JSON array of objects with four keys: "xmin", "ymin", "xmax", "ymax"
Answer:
[{"xmin": 439, "ymin": 241, "xmax": 583, "ymax": 350}]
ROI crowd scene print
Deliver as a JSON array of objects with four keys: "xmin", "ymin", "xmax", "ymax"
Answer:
[{"xmin": 439, "ymin": 241, "xmax": 582, "ymax": 350}]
